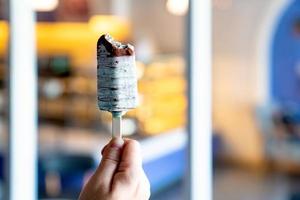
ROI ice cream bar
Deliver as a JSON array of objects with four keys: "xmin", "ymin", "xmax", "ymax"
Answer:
[{"xmin": 97, "ymin": 34, "xmax": 138, "ymax": 113}]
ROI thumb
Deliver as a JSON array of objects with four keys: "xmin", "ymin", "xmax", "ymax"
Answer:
[
  {"xmin": 95, "ymin": 138, "xmax": 124, "ymax": 187},
  {"xmin": 117, "ymin": 139, "xmax": 143, "ymax": 178}
]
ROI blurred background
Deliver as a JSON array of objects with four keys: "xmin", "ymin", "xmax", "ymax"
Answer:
[{"xmin": 1, "ymin": 0, "xmax": 300, "ymax": 199}]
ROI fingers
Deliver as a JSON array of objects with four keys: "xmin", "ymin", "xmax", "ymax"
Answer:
[
  {"xmin": 95, "ymin": 138, "xmax": 124, "ymax": 187},
  {"xmin": 101, "ymin": 144, "xmax": 109, "ymax": 155},
  {"xmin": 118, "ymin": 139, "xmax": 143, "ymax": 173},
  {"xmin": 80, "ymin": 138, "xmax": 149, "ymax": 200},
  {"xmin": 95, "ymin": 139, "xmax": 143, "ymax": 191}
]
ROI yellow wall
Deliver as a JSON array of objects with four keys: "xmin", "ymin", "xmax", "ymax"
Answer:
[
  {"xmin": 213, "ymin": 57, "xmax": 264, "ymax": 165},
  {"xmin": 0, "ymin": 17, "xmax": 130, "ymax": 66}
]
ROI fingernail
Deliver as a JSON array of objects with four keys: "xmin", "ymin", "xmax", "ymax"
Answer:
[
  {"xmin": 110, "ymin": 138, "xmax": 124, "ymax": 149},
  {"xmin": 107, "ymin": 140, "xmax": 123, "ymax": 160}
]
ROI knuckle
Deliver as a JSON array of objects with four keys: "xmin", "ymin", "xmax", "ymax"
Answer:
[
  {"xmin": 103, "ymin": 156, "xmax": 119, "ymax": 165},
  {"xmin": 118, "ymin": 161, "xmax": 132, "ymax": 171},
  {"xmin": 120, "ymin": 171, "xmax": 138, "ymax": 185},
  {"xmin": 122, "ymin": 172, "xmax": 135, "ymax": 183}
]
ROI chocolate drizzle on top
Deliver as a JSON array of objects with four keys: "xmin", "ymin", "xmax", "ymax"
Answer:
[{"xmin": 97, "ymin": 34, "xmax": 134, "ymax": 57}]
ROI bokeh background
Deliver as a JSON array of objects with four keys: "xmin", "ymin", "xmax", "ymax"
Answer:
[{"xmin": 1, "ymin": 0, "xmax": 300, "ymax": 199}]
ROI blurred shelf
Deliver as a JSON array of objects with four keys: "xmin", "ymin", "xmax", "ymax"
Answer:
[
  {"xmin": 38, "ymin": 125, "xmax": 186, "ymax": 162},
  {"xmin": 140, "ymin": 128, "xmax": 186, "ymax": 194},
  {"xmin": 0, "ymin": 123, "xmax": 186, "ymax": 197},
  {"xmin": 38, "ymin": 125, "xmax": 187, "ymax": 195},
  {"xmin": 140, "ymin": 128, "xmax": 186, "ymax": 163}
]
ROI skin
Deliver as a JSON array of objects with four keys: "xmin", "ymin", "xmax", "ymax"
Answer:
[{"xmin": 79, "ymin": 138, "xmax": 151, "ymax": 200}]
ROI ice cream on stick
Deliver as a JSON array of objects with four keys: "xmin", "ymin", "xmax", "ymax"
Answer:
[{"xmin": 97, "ymin": 34, "xmax": 138, "ymax": 138}]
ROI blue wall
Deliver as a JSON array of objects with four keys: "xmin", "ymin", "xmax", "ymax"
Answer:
[{"xmin": 272, "ymin": 0, "xmax": 300, "ymax": 104}]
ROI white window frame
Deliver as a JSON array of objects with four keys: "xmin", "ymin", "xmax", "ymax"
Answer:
[
  {"xmin": 8, "ymin": 0, "xmax": 37, "ymax": 199},
  {"xmin": 187, "ymin": 0, "xmax": 212, "ymax": 199}
]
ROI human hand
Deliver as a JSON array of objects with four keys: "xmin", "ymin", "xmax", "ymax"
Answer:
[{"xmin": 79, "ymin": 138, "xmax": 150, "ymax": 200}]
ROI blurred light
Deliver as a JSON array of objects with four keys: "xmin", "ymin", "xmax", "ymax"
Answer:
[
  {"xmin": 42, "ymin": 79, "xmax": 64, "ymax": 99},
  {"xmin": 135, "ymin": 36, "xmax": 156, "ymax": 63},
  {"xmin": 166, "ymin": 0, "xmax": 189, "ymax": 16},
  {"xmin": 122, "ymin": 118, "xmax": 137, "ymax": 136},
  {"xmin": 88, "ymin": 15, "xmax": 130, "ymax": 39},
  {"xmin": 136, "ymin": 61, "xmax": 145, "ymax": 80},
  {"xmin": 33, "ymin": 0, "xmax": 58, "ymax": 12}
]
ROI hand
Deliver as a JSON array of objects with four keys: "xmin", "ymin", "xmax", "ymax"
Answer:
[{"xmin": 79, "ymin": 138, "xmax": 150, "ymax": 200}]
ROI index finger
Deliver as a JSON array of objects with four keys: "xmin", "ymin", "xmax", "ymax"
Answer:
[
  {"xmin": 95, "ymin": 138, "xmax": 124, "ymax": 187},
  {"xmin": 119, "ymin": 139, "xmax": 143, "ymax": 171}
]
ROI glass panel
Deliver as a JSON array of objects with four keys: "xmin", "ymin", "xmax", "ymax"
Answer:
[
  {"xmin": 213, "ymin": 0, "xmax": 300, "ymax": 199},
  {"xmin": 35, "ymin": 0, "xmax": 187, "ymax": 199}
]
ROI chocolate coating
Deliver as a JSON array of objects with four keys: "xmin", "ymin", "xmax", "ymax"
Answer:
[{"xmin": 97, "ymin": 34, "xmax": 134, "ymax": 57}]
